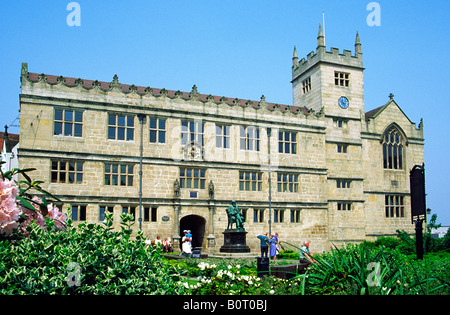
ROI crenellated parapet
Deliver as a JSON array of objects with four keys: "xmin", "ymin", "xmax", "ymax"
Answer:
[
  {"xmin": 292, "ymin": 27, "xmax": 363, "ymax": 84},
  {"xmin": 20, "ymin": 62, "xmax": 324, "ymax": 118}
]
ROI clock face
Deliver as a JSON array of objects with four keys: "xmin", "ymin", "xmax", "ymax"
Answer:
[{"xmin": 338, "ymin": 96, "xmax": 349, "ymax": 109}]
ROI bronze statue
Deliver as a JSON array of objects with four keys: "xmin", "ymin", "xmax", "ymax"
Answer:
[{"xmin": 226, "ymin": 200, "xmax": 244, "ymax": 230}]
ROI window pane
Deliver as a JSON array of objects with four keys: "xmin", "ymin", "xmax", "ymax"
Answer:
[
  {"xmin": 159, "ymin": 131, "xmax": 165, "ymax": 143},
  {"xmin": 54, "ymin": 122, "xmax": 62, "ymax": 135},
  {"xmin": 159, "ymin": 119, "xmax": 165, "ymax": 129},
  {"xmin": 150, "ymin": 130, "xmax": 157, "ymax": 143},
  {"xmin": 108, "ymin": 115, "xmax": 116, "ymax": 125},
  {"xmin": 74, "ymin": 124, "xmax": 82, "ymax": 137},
  {"xmin": 127, "ymin": 116, "xmax": 134, "ymax": 127},
  {"xmin": 126, "ymin": 128, "xmax": 133, "ymax": 141},
  {"xmin": 65, "ymin": 111, "xmax": 73, "ymax": 122},
  {"xmin": 117, "ymin": 127, "xmax": 125, "ymax": 140},
  {"xmin": 74, "ymin": 111, "xmax": 83, "ymax": 122},
  {"xmin": 72, "ymin": 206, "xmax": 78, "ymax": 221},
  {"xmin": 55, "ymin": 109, "xmax": 63, "ymax": 121},
  {"xmin": 118, "ymin": 116, "xmax": 125, "ymax": 126},
  {"xmin": 64, "ymin": 123, "xmax": 73, "ymax": 136},
  {"xmin": 108, "ymin": 127, "xmax": 115, "ymax": 139}
]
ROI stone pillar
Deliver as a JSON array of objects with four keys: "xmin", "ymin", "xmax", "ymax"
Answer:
[
  {"xmin": 207, "ymin": 201, "xmax": 216, "ymax": 250},
  {"xmin": 172, "ymin": 204, "xmax": 181, "ymax": 249}
]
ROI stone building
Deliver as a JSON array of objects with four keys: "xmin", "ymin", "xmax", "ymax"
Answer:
[{"xmin": 18, "ymin": 28, "xmax": 424, "ymax": 253}]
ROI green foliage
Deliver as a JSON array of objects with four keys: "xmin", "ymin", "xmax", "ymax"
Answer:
[
  {"xmin": 186, "ymin": 262, "xmax": 306, "ymax": 295},
  {"xmin": 277, "ymin": 249, "xmax": 299, "ymax": 260},
  {"xmin": 303, "ymin": 243, "xmax": 449, "ymax": 295},
  {"xmin": 0, "ymin": 211, "xmax": 187, "ymax": 294}
]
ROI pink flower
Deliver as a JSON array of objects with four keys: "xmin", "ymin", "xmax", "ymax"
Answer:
[
  {"xmin": 46, "ymin": 204, "xmax": 67, "ymax": 230},
  {"xmin": 0, "ymin": 178, "xmax": 22, "ymax": 236}
]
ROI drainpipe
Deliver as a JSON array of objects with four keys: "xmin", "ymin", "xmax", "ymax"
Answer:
[
  {"xmin": 137, "ymin": 114, "xmax": 145, "ymax": 231},
  {"xmin": 267, "ymin": 127, "xmax": 272, "ymax": 236}
]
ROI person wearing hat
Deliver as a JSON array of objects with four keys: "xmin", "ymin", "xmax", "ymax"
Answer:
[
  {"xmin": 186, "ymin": 230, "xmax": 192, "ymax": 251},
  {"xmin": 181, "ymin": 230, "xmax": 192, "ymax": 257}
]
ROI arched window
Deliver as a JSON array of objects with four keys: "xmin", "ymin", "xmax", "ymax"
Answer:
[{"xmin": 382, "ymin": 126, "xmax": 404, "ymax": 169}]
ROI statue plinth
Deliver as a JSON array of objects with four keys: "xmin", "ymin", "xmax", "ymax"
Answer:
[{"xmin": 220, "ymin": 229, "xmax": 251, "ymax": 253}]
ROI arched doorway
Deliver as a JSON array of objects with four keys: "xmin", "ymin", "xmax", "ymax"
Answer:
[{"xmin": 179, "ymin": 215, "xmax": 206, "ymax": 249}]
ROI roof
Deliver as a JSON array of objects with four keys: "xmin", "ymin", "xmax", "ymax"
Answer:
[
  {"xmin": 25, "ymin": 72, "xmax": 311, "ymax": 115},
  {"xmin": 365, "ymin": 96, "xmax": 414, "ymax": 125},
  {"xmin": 0, "ymin": 131, "xmax": 19, "ymax": 153}
]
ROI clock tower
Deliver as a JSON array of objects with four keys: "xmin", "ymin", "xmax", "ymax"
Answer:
[
  {"xmin": 292, "ymin": 26, "xmax": 364, "ymax": 119},
  {"xmin": 292, "ymin": 26, "xmax": 367, "ymax": 243}
]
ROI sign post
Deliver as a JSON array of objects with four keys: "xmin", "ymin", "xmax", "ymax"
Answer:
[{"xmin": 410, "ymin": 164, "xmax": 426, "ymax": 260}]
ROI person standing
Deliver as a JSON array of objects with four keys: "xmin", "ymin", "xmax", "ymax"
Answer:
[
  {"xmin": 181, "ymin": 230, "xmax": 192, "ymax": 257},
  {"xmin": 257, "ymin": 232, "xmax": 269, "ymax": 258},
  {"xmin": 269, "ymin": 233, "xmax": 278, "ymax": 261}
]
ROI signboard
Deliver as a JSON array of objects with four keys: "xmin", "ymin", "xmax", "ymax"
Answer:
[{"xmin": 410, "ymin": 164, "xmax": 426, "ymax": 223}]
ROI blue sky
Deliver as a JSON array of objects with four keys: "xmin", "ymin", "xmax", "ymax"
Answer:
[{"xmin": 1, "ymin": 1, "xmax": 449, "ymax": 225}]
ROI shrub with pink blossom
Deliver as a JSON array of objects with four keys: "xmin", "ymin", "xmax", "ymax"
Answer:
[
  {"xmin": 0, "ymin": 178, "xmax": 22, "ymax": 236},
  {"xmin": 0, "ymin": 163, "xmax": 66, "ymax": 238}
]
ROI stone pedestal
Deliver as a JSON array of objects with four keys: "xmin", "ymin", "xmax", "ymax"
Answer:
[{"xmin": 220, "ymin": 230, "xmax": 251, "ymax": 253}]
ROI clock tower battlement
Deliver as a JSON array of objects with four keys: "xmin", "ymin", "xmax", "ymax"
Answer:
[{"xmin": 292, "ymin": 26, "xmax": 365, "ymax": 121}]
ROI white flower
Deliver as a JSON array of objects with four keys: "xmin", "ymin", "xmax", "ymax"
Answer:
[
  {"xmin": 228, "ymin": 265, "xmax": 232, "ymax": 269},
  {"xmin": 269, "ymin": 289, "xmax": 275, "ymax": 295}
]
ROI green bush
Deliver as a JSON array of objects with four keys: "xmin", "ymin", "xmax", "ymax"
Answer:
[
  {"xmin": 0, "ymin": 211, "xmax": 187, "ymax": 295},
  {"xmin": 304, "ymin": 243, "xmax": 449, "ymax": 295},
  {"xmin": 277, "ymin": 249, "xmax": 299, "ymax": 260}
]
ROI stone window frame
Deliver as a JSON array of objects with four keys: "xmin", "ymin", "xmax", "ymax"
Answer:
[
  {"xmin": 253, "ymin": 208, "xmax": 265, "ymax": 223},
  {"xmin": 290, "ymin": 209, "xmax": 301, "ymax": 223},
  {"xmin": 334, "ymin": 71, "xmax": 350, "ymax": 87},
  {"xmin": 179, "ymin": 167, "xmax": 206, "ymax": 190},
  {"xmin": 336, "ymin": 179, "xmax": 351, "ymax": 189},
  {"xmin": 215, "ymin": 124, "xmax": 231, "ymax": 149},
  {"xmin": 333, "ymin": 118, "xmax": 348, "ymax": 128},
  {"xmin": 278, "ymin": 131, "xmax": 297, "ymax": 154},
  {"xmin": 301, "ymin": 76, "xmax": 311, "ymax": 94},
  {"xmin": 104, "ymin": 163, "xmax": 134, "ymax": 186},
  {"xmin": 149, "ymin": 117, "xmax": 166, "ymax": 144},
  {"xmin": 274, "ymin": 209, "xmax": 285, "ymax": 223},
  {"xmin": 51, "ymin": 160, "xmax": 83, "ymax": 184},
  {"xmin": 99, "ymin": 205, "xmax": 114, "ymax": 221},
  {"xmin": 337, "ymin": 144, "xmax": 348, "ymax": 154},
  {"xmin": 239, "ymin": 126, "xmax": 260, "ymax": 151},
  {"xmin": 181, "ymin": 119, "xmax": 204, "ymax": 146},
  {"xmin": 54, "ymin": 108, "xmax": 83, "ymax": 137},
  {"xmin": 122, "ymin": 205, "xmax": 137, "ymax": 221},
  {"xmin": 107, "ymin": 113, "xmax": 135, "ymax": 141},
  {"xmin": 144, "ymin": 206, "xmax": 158, "ymax": 222},
  {"xmin": 382, "ymin": 126, "xmax": 404, "ymax": 170},
  {"xmin": 71, "ymin": 204, "xmax": 87, "ymax": 221},
  {"xmin": 385, "ymin": 195, "xmax": 405, "ymax": 218},
  {"xmin": 337, "ymin": 202, "xmax": 352, "ymax": 211},
  {"xmin": 239, "ymin": 171, "xmax": 262, "ymax": 191},
  {"xmin": 277, "ymin": 173, "xmax": 299, "ymax": 193}
]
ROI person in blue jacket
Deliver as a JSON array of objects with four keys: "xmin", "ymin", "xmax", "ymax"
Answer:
[{"xmin": 257, "ymin": 232, "xmax": 270, "ymax": 258}]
